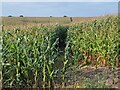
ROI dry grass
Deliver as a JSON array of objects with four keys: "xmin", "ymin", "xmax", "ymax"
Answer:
[{"xmin": 2, "ymin": 16, "xmax": 103, "ymax": 30}]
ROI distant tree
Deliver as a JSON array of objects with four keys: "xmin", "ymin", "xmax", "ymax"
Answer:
[
  {"xmin": 50, "ymin": 16, "xmax": 52, "ymax": 17},
  {"xmin": 20, "ymin": 15, "xmax": 24, "ymax": 17},
  {"xmin": 8, "ymin": 15, "xmax": 12, "ymax": 17},
  {"xmin": 63, "ymin": 15, "xmax": 67, "ymax": 17}
]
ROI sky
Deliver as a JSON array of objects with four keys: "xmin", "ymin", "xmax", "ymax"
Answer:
[
  {"xmin": 1, "ymin": 0, "xmax": 120, "ymax": 2},
  {"xmin": 1, "ymin": 2, "xmax": 119, "ymax": 17}
]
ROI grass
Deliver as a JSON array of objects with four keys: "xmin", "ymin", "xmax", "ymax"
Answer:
[
  {"xmin": 2, "ymin": 16, "xmax": 102, "ymax": 30},
  {"xmin": 82, "ymin": 74, "xmax": 108, "ymax": 88},
  {"xmin": 2, "ymin": 17, "xmax": 97, "ymax": 25}
]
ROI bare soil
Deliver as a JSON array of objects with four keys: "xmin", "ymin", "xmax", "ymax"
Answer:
[{"xmin": 54, "ymin": 66, "xmax": 120, "ymax": 88}]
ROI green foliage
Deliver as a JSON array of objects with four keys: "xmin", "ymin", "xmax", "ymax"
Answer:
[
  {"xmin": 68, "ymin": 16, "xmax": 119, "ymax": 68},
  {"xmin": 51, "ymin": 25, "xmax": 69, "ymax": 51},
  {"xmin": 2, "ymin": 16, "xmax": 119, "ymax": 88},
  {"xmin": 83, "ymin": 74, "xmax": 108, "ymax": 88}
]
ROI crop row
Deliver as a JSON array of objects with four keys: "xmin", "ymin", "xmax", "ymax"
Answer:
[{"xmin": 1, "ymin": 16, "xmax": 120, "ymax": 88}]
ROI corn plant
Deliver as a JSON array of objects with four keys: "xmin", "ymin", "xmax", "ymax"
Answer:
[{"xmin": 2, "ymin": 16, "xmax": 119, "ymax": 88}]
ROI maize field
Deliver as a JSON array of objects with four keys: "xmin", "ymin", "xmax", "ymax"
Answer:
[{"xmin": 1, "ymin": 16, "xmax": 120, "ymax": 88}]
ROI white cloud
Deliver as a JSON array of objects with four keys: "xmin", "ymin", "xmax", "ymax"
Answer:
[{"xmin": 1, "ymin": 0, "xmax": 120, "ymax": 2}]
